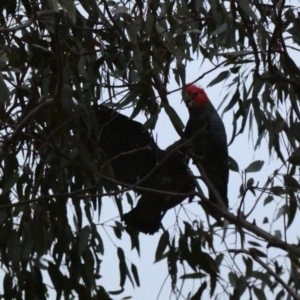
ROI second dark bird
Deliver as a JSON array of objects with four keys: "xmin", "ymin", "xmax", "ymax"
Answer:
[{"xmin": 94, "ymin": 105, "xmax": 195, "ymax": 234}]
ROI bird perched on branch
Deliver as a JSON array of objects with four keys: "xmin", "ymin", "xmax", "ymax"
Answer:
[
  {"xmin": 184, "ymin": 85, "xmax": 229, "ymax": 207},
  {"xmin": 94, "ymin": 106, "xmax": 195, "ymax": 234}
]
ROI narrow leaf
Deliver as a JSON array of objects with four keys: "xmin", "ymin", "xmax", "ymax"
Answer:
[
  {"xmin": 253, "ymin": 287, "xmax": 267, "ymax": 300},
  {"xmin": 275, "ymin": 205, "xmax": 287, "ymax": 221},
  {"xmin": 211, "ymin": 23, "xmax": 228, "ymax": 36},
  {"xmin": 191, "ymin": 281, "xmax": 207, "ymax": 299},
  {"xmin": 287, "ymin": 192, "xmax": 297, "ymax": 228},
  {"xmin": 78, "ymin": 226, "xmax": 91, "ymax": 255},
  {"xmin": 207, "ymin": 71, "xmax": 230, "ymax": 87},
  {"xmin": 180, "ymin": 272, "xmax": 206, "ymax": 279},
  {"xmin": 131, "ymin": 263, "xmax": 140, "ymax": 287},
  {"xmin": 164, "ymin": 103, "xmax": 184, "ymax": 130},
  {"xmin": 155, "ymin": 231, "xmax": 169, "ymax": 262},
  {"xmin": 61, "ymin": 0, "xmax": 76, "ymax": 23},
  {"xmin": 117, "ymin": 247, "xmax": 128, "ymax": 287}
]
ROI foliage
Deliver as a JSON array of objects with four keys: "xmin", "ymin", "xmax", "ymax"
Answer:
[{"xmin": 0, "ymin": 0, "xmax": 300, "ymax": 299}]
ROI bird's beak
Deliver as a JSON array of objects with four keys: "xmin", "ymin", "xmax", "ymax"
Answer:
[{"xmin": 183, "ymin": 94, "xmax": 193, "ymax": 107}]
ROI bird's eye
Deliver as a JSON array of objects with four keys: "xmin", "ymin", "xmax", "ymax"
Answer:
[{"xmin": 193, "ymin": 92, "xmax": 198, "ymax": 96}]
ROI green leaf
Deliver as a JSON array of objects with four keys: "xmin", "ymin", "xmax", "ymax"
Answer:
[
  {"xmin": 126, "ymin": 227, "xmax": 140, "ymax": 255},
  {"xmin": 0, "ymin": 52, "xmax": 7, "ymax": 71},
  {"xmin": 7, "ymin": 230, "xmax": 20, "ymax": 267},
  {"xmin": 207, "ymin": 70, "xmax": 230, "ymax": 87},
  {"xmin": 215, "ymin": 254, "xmax": 224, "ymax": 268},
  {"xmin": 91, "ymin": 224, "xmax": 104, "ymax": 255},
  {"xmin": 131, "ymin": 263, "xmax": 140, "ymax": 287},
  {"xmin": 108, "ymin": 288, "xmax": 124, "ymax": 295},
  {"xmin": 164, "ymin": 103, "xmax": 184, "ymax": 130},
  {"xmin": 228, "ymin": 156, "xmax": 239, "ymax": 172},
  {"xmin": 253, "ymin": 287, "xmax": 267, "ymax": 300},
  {"xmin": 245, "ymin": 160, "xmax": 264, "ymax": 173},
  {"xmin": 143, "ymin": 113, "xmax": 158, "ymax": 130},
  {"xmin": 223, "ymin": 88, "xmax": 240, "ymax": 114},
  {"xmin": 287, "ymin": 192, "xmax": 297, "ymax": 228},
  {"xmin": 232, "ymin": 276, "xmax": 247, "ymax": 298},
  {"xmin": 96, "ymin": 286, "xmax": 111, "ymax": 300},
  {"xmin": 155, "ymin": 231, "xmax": 169, "ymax": 262},
  {"xmin": 2, "ymin": 172, "xmax": 19, "ymax": 195},
  {"xmin": 289, "ymin": 148, "xmax": 300, "ymax": 165},
  {"xmin": 113, "ymin": 224, "xmax": 122, "ymax": 239},
  {"xmin": 78, "ymin": 226, "xmax": 91, "ymax": 255},
  {"xmin": 155, "ymin": 23, "xmax": 165, "ymax": 35},
  {"xmin": 275, "ymin": 205, "xmax": 287, "ymax": 221},
  {"xmin": 117, "ymin": 86, "xmax": 140, "ymax": 108},
  {"xmin": 248, "ymin": 241, "xmax": 262, "ymax": 247},
  {"xmin": 284, "ymin": 174, "xmax": 300, "ymax": 190},
  {"xmin": 271, "ymin": 186, "xmax": 285, "ymax": 196},
  {"xmin": 190, "ymin": 281, "xmax": 207, "ymax": 300},
  {"xmin": 21, "ymin": 223, "xmax": 33, "ymax": 260},
  {"xmin": 126, "ymin": 192, "xmax": 134, "ymax": 208},
  {"xmin": 0, "ymin": 73, "xmax": 9, "ymax": 104},
  {"xmin": 133, "ymin": 48, "xmax": 143, "ymax": 74},
  {"xmin": 167, "ymin": 242, "xmax": 177, "ymax": 289},
  {"xmin": 112, "ymin": 6, "xmax": 129, "ymax": 14},
  {"xmin": 228, "ymin": 272, "xmax": 238, "ymax": 287},
  {"xmin": 180, "ymin": 272, "xmax": 206, "ymax": 279},
  {"xmin": 246, "ymin": 178, "xmax": 254, "ymax": 188},
  {"xmin": 48, "ymin": 263, "xmax": 64, "ymax": 294},
  {"xmin": 199, "ymin": 46, "xmax": 210, "ymax": 59},
  {"xmin": 145, "ymin": 12, "xmax": 154, "ymax": 35},
  {"xmin": 249, "ymin": 248, "xmax": 267, "ymax": 258},
  {"xmin": 82, "ymin": 249, "xmax": 95, "ymax": 287},
  {"xmin": 243, "ymin": 256, "xmax": 253, "ymax": 278},
  {"xmin": 3, "ymin": 274, "xmax": 12, "ymax": 296},
  {"xmin": 0, "ymin": 210, "xmax": 8, "ymax": 227},
  {"xmin": 239, "ymin": 183, "xmax": 245, "ymax": 196},
  {"xmin": 264, "ymin": 196, "xmax": 273, "ymax": 205},
  {"xmin": 230, "ymin": 66, "xmax": 241, "ymax": 74},
  {"xmin": 211, "ymin": 23, "xmax": 228, "ymax": 36},
  {"xmin": 237, "ymin": 0, "xmax": 259, "ymax": 23},
  {"xmin": 117, "ymin": 247, "xmax": 128, "ymax": 288},
  {"xmin": 275, "ymin": 290, "xmax": 285, "ymax": 300},
  {"xmin": 263, "ymin": 217, "xmax": 269, "ymax": 224},
  {"xmin": 60, "ymin": 0, "xmax": 76, "ymax": 23},
  {"xmin": 50, "ymin": 0, "xmax": 59, "ymax": 12}
]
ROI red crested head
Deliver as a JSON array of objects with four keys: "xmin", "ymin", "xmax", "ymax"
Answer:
[{"xmin": 185, "ymin": 85, "xmax": 209, "ymax": 107}]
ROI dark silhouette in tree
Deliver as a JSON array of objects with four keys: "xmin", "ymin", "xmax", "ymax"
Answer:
[
  {"xmin": 93, "ymin": 106, "xmax": 195, "ymax": 234},
  {"xmin": 184, "ymin": 85, "xmax": 229, "ymax": 207}
]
